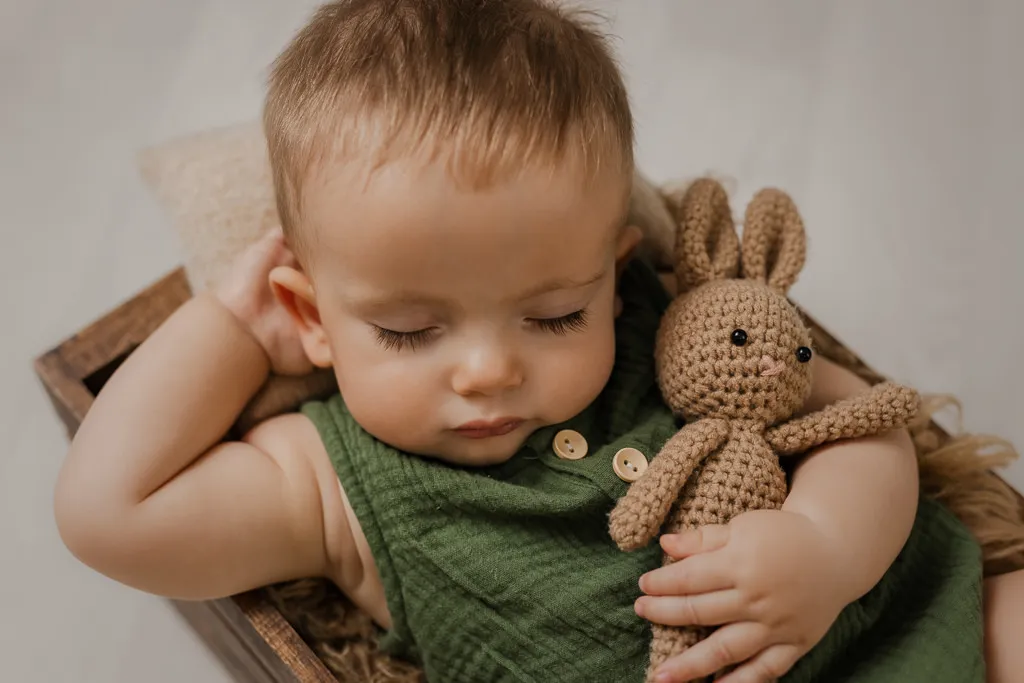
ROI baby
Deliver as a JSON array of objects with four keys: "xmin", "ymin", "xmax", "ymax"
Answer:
[{"xmin": 54, "ymin": 1, "xmax": 1023, "ymax": 682}]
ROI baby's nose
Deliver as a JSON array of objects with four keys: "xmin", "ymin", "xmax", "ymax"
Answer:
[
  {"xmin": 758, "ymin": 355, "xmax": 786, "ymax": 377},
  {"xmin": 452, "ymin": 344, "xmax": 524, "ymax": 396}
]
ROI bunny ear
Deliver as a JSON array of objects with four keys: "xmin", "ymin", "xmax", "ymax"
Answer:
[
  {"xmin": 741, "ymin": 188, "xmax": 806, "ymax": 293},
  {"xmin": 674, "ymin": 178, "xmax": 741, "ymax": 291}
]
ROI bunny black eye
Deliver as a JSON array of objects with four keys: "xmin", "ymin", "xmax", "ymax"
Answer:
[
  {"xmin": 796, "ymin": 346, "xmax": 813, "ymax": 363},
  {"xmin": 731, "ymin": 329, "xmax": 748, "ymax": 346}
]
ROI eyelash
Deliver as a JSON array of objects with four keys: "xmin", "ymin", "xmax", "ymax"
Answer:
[
  {"xmin": 373, "ymin": 327, "xmax": 436, "ymax": 352},
  {"xmin": 530, "ymin": 309, "xmax": 589, "ymax": 335},
  {"xmin": 371, "ymin": 309, "xmax": 589, "ymax": 352}
]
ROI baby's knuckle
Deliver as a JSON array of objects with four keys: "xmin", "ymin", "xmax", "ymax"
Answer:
[
  {"xmin": 711, "ymin": 637, "xmax": 737, "ymax": 666},
  {"xmin": 755, "ymin": 657, "xmax": 787, "ymax": 680},
  {"xmin": 745, "ymin": 595, "xmax": 770, "ymax": 621},
  {"xmin": 680, "ymin": 597, "xmax": 702, "ymax": 625},
  {"xmin": 735, "ymin": 568, "xmax": 763, "ymax": 597},
  {"xmin": 728, "ymin": 537, "xmax": 757, "ymax": 564},
  {"xmin": 794, "ymin": 631, "xmax": 815, "ymax": 649}
]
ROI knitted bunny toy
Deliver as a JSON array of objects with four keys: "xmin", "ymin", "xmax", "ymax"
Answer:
[{"xmin": 609, "ymin": 178, "xmax": 921, "ymax": 681}]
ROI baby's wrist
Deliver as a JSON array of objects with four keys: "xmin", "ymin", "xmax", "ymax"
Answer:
[
  {"xmin": 774, "ymin": 508, "xmax": 860, "ymax": 607},
  {"xmin": 200, "ymin": 291, "xmax": 274, "ymax": 374},
  {"xmin": 213, "ymin": 280, "xmax": 262, "ymax": 335}
]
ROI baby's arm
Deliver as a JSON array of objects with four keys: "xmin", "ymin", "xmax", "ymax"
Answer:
[
  {"xmin": 781, "ymin": 356, "xmax": 920, "ymax": 600},
  {"xmin": 54, "ymin": 232, "xmax": 357, "ymax": 600}
]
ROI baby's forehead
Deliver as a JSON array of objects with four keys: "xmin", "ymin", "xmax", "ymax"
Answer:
[
  {"xmin": 302, "ymin": 151, "xmax": 631, "ymax": 242},
  {"xmin": 299, "ymin": 157, "xmax": 630, "ymax": 303}
]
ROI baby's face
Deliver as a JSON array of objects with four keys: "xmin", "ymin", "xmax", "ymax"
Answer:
[{"xmin": 295, "ymin": 157, "xmax": 637, "ymax": 466}]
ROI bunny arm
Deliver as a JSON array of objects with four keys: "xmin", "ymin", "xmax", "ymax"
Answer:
[
  {"xmin": 765, "ymin": 382, "xmax": 920, "ymax": 457},
  {"xmin": 608, "ymin": 418, "xmax": 731, "ymax": 551}
]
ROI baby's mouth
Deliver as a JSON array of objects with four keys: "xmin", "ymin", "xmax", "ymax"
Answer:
[
  {"xmin": 453, "ymin": 418, "xmax": 524, "ymax": 439},
  {"xmin": 759, "ymin": 355, "xmax": 786, "ymax": 377}
]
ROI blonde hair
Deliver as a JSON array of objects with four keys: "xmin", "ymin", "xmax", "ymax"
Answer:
[{"xmin": 263, "ymin": 0, "xmax": 634, "ymax": 250}]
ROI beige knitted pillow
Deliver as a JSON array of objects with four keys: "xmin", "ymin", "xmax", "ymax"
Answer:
[
  {"xmin": 137, "ymin": 122, "xmax": 338, "ymax": 433},
  {"xmin": 137, "ymin": 122, "xmax": 679, "ymax": 430}
]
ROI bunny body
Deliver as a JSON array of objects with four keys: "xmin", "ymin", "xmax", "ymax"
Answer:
[
  {"xmin": 674, "ymin": 420, "xmax": 788, "ymax": 527},
  {"xmin": 609, "ymin": 179, "xmax": 921, "ymax": 681}
]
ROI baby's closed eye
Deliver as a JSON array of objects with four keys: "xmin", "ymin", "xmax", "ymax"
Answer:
[
  {"xmin": 372, "ymin": 325, "xmax": 439, "ymax": 352},
  {"xmin": 370, "ymin": 309, "xmax": 592, "ymax": 353},
  {"xmin": 527, "ymin": 309, "xmax": 589, "ymax": 335}
]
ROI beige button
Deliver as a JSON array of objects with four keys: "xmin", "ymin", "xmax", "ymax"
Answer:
[
  {"xmin": 553, "ymin": 429, "xmax": 588, "ymax": 460},
  {"xmin": 613, "ymin": 448, "xmax": 648, "ymax": 482}
]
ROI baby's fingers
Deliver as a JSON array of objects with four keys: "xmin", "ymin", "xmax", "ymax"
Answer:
[
  {"xmin": 717, "ymin": 644, "xmax": 800, "ymax": 683},
  {"xmin": 661, "ymin": 525, "xmax": 730, "ymax": 561},
  {"xmin": 250, "ymin": 227, "xmax": 286, "ymax": 262},
  {"xmin": 636, "ymin": 589, "xmax": 746, "ymax": 627},
  {"xmin": 641, "ymin": 552, "xmax": 733, "ymax": 596},
  {"xmin": 261, "ymin": 228, "xmax": 299, "ymax": 268},
  {"xmin": 653, "ymin": 621, "xmax": 769, "ymax": 683}
]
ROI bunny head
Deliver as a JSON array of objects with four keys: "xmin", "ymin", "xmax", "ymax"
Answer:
[{"xmin": 655, "ymin": 178, "xmax": 814, "ymax": 425}]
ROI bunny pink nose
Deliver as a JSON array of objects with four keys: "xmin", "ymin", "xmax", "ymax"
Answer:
[{"xmin": 759, "ymin": 355, "xmax": 786, "ymax": 377}]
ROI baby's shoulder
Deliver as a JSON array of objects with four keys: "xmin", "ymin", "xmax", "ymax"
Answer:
[
  {"xmin": 242, "ymin": 410, "xmax": 325, "ymax": 461},
  {"xmin": 242, "ymin": 411, "xmax": 372, "ymax": 597}
]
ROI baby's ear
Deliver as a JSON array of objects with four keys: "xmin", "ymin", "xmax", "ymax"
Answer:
[
  {"xmin": 613, "ymin": 224, "xmax": 643, "ymax": 317},
  {"xmin": 674, "ymin": 178, "xmax": 741, "ymax": 292},
  {"xmin": 740, "ymin": 188, "xmax": 806, "ymax": 294},
  {"xmin": 268, "ymin": 266, "xmax": 333, "ymax": 368},
  {"xmin": 614, "ymin": 224, "xmax": 644, "ymax": 272}
]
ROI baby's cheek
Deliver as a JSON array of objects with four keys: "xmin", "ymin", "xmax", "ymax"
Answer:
[
  {"xmin": 331, "ymin": 343, "xmax": 437, "ymax": 448},
  {"xmin": 535, "ymin": 328, "xmax": 616, "ymax": 422},
  {"xmin": 341, "ymin": 374, "xmax": 434, "ymax": 449}
]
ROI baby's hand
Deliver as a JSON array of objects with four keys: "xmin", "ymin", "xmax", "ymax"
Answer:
[
  {"xmin": 214, "ymin": 229, "xmax": 314, "ymax": 376},
  {"xmin": 635, "ymin": 510, "xmax": 852, "ymax": 683}
]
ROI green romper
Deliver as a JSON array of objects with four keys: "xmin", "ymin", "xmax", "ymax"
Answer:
[{"xmin": 302, "ymin": 260, "xmax": 985, "ymax": 683}]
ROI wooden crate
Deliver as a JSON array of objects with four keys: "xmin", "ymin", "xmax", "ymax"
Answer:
[{"xmin": 34, "ymin": 267, "xmax": 1023, "ymax": 683}]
